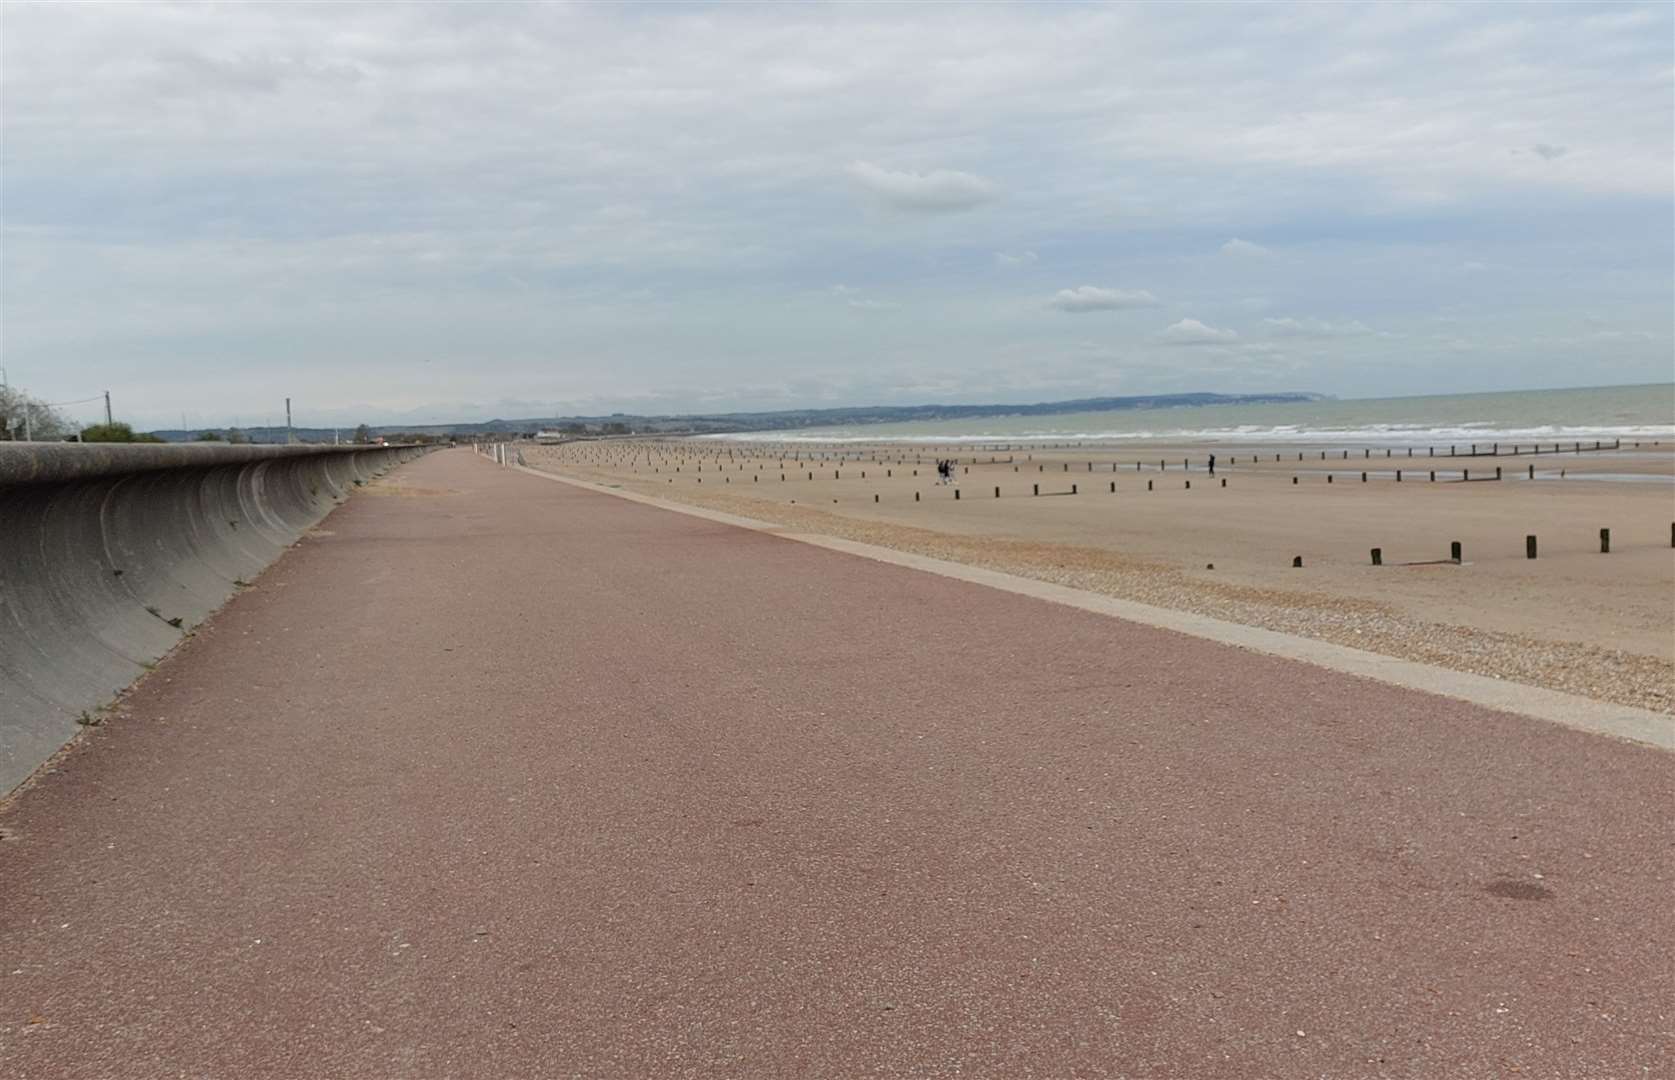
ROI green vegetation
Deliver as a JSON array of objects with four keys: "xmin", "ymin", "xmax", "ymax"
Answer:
[{"xmin": 79, "ymin": 422, "xmax": 165, "ymax": 444}]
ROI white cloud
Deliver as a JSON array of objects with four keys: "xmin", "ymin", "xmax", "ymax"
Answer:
[
  {"xmin": 1159, "ymin": 318, "xmax": 1239, "ymax": 345},
  {"xmin": 847, "ymin": 298, "xmax": 900, "ymax": 311},
  {"xmin": 1220, "ymin": 238, "xmax": 1270, "ymax": 257},
  {"xmin": 1047, "ymin": 286, "xmax": 1160, "ymax": 312},
  {"xmin": 1, "ymin": 2, "xmax": 1670, "ymax": 424},
  {"xmin": 845, "ymin": 161, "xmax": 1000, "ymax": 213},
  {"xmin": 1263, "ymin": 316, "xmax": 1374, "ymax": 338}
]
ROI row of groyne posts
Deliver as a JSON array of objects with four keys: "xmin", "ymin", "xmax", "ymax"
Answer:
[
  {"xmin": 1263, "ymin": 438, "xmax": 1628, "ymax": 483},
  {"xmin": 1314, "ymin": 526, "xmax": 1657, "ymax": 571},
  {"xmin": 0, "ymin": 441, "xmax": 430, "ymax": 795},
  {"xmin": 531, "ymin": 436, "xmax": 1675, "ymax": 564},
  {"xmin": 550, "ymin": 437, "xmax": 1653, "ymax": 484},
  {"xmin": 544, "ymin": 436, "xmax": 1656, "ymax": 495}
]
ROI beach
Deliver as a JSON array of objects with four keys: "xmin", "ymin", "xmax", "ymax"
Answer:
[{"xmin": 525, "ymin": 434, "xmax": 1675, "ymax": 713}]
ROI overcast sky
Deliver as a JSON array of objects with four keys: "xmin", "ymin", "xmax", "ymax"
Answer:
[{"xmin": 3, "ymin": 2, "xmax": 1671, "ymax": 429}]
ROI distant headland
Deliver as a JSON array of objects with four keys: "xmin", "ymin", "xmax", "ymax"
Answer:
[{"xmin": 149, "ymin": 391, "xmax": 1329, "ymax": 442}]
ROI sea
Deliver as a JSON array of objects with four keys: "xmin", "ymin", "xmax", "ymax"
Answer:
[{"xmin": 718, "ymin": 383, "xmax": 1675, "ymax": 446}]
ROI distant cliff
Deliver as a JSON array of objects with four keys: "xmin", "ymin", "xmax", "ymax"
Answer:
[
  {"xmin": 150, "ymin": 391, "xmax": 1327, "ymax": 442},
  {"xmin": 678, "ymin": 392, "xmax": 1329, "ymax": 432}
]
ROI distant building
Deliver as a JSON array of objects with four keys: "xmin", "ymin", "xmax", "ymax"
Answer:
[{"xmin": 535, "ymin": 430, "xmax": 567, "ymax": 445}]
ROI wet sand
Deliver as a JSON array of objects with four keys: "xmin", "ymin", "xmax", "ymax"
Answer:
[{"xmin": 526, "ymin": 437, "xmax": 1675, "ymax": 712}]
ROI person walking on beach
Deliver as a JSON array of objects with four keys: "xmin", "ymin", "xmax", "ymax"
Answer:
[{"xmin": 1208, "ymin": 453, "xmax": 1216, "ymax": 477}]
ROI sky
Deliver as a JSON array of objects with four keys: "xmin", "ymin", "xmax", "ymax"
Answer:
[{"xmin": 3, "ymin": 1, "xmax": 1672, "ymax": 430}]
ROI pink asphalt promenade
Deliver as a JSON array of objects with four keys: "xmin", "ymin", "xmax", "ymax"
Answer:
[{"xmin": 2, "ymin": 448, "xmax": 1670, "ymax": 1078}]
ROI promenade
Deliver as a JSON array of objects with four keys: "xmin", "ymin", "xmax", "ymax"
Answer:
[{"xmin": 2, "ymin": 448, "xmax": 1669, "ymax": 1077}]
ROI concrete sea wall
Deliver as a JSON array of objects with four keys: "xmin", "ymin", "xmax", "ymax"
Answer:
[{"xmin": 0, "ymin": 443, "xmax": 427, "ymax": 792}]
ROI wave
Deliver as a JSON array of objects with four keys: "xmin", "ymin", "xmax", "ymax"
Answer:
[{"xmin": 704, "ymin": 423, "xmax": 1675, "ymax": 445}]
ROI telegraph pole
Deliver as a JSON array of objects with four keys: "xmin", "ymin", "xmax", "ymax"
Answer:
[
  {"xmin": 104, "ymin": 391, "xmax": 112, "ymax": 426},
  {"xmin": 285, "ymin": 398, "xmax": 293, "ymax": 444}
]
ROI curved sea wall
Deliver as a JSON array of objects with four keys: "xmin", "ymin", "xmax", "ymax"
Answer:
[{"xmin": 0, "ymin": 443, "xmax": 427, "ymax": 792}]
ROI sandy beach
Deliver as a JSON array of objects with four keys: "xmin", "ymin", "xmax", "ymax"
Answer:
[{"xmin": 526, "ymin": 436, "xmax": 1675, "ymax": 713}]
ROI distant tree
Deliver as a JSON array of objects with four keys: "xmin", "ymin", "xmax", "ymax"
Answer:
[
  {"xmin": 0, "ymin": 386, "xmax": 69, "ymax": 441},
  {"xmin": 352, "ymin": 423, "xmax": 372, "ymax": 444},
  {"xmin": 79, "ymin": 422, "xmax": 139, "ymax": 443},
  {"xmin": 225, "ymin": 427, "xmax": 251, "ymax": 445},
  {"xmin": 78, "ymin": 423, "xmax": 166, "ymax": 444},
  {"xmin": 602, "ymin": 421, "xmax": 630, "ymax": 435},
  {"xmin": 195, "ymin": 431, "xmax": 224, "ymax": 441}
]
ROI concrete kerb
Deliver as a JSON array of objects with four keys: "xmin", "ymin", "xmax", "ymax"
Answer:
[
  {"xmin": 0, "ymin": 442, "xmax": 430, "ymax": 793},
  {"xmin": 513, "ymin": 462, "xmax": 1674, "ymax": 751}
]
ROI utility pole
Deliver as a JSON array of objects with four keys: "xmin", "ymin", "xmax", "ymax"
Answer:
[
  {"xmin": 104, "ymin": 391, "xmax": 112, "ymax": 427},
  {"xmin": 285, "ymin": 398, "xmax": 293, "ymax": 444}
]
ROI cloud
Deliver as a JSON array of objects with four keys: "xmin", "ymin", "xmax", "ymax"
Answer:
[
  {"xmin": 1159, "ymin": 318, "xmax": 1239, "ymax": 345},
  {"xmin": 1531, "ymin": 143, "xmax": 1569, "ymax": 160},
  {"xmin": 847, "ymin": 298, "xmax": 900, "ymax": 311},
  {"xmin": 1047, "ymin": 285, "xmax": 1160, "ymax": 312},
  {"xmin": 1220, "ymin": 238, "xmax": 1270, "ymax": 257},
  {"xmin": 1, "ymin": 3, "xmax": 1670, "ymax": 425},
  {"xmin": 1262, "ymin": 316, "xmax": 1374, "ymax": 338},
  {"xmin": 845, "ymin": 161, "xmax": 1000, "ymax": 213}
]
